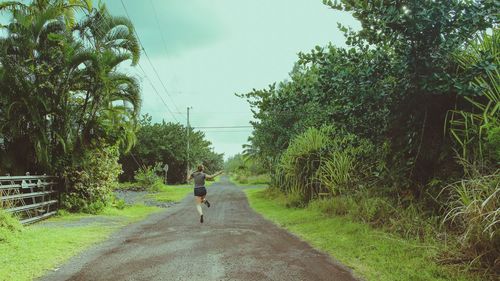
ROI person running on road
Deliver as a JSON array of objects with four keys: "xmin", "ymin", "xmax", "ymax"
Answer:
[{"xmin": 187, "ymin": 164, "xmax": 223, "ymax": 223}]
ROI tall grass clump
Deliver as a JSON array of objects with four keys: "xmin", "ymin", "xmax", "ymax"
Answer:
[
  {"xmin": 316, "ymin": 151, "xmax": 354, "ymax": 196},
  {"xmin": 442, "ymin": 170, "xmax": 499, "ymax": 273},
  {"xmin": 273, "ymin": 126, "xmax": 376, "ymax": 204},
  {"xmin": 442, "ymin": 29, "xmax": 500, "ymax": 274},
  {"xmin": 275, "ymin": 127, "xmax": 330, "ymax": 204}
]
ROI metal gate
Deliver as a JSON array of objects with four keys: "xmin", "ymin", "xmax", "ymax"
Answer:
[{"xmin": 0, "ymin": 175, "xmax": 59, "ymax": 224}]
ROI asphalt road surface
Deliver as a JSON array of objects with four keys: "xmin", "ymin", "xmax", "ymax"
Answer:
[{"xmin": 40, "ymin": 177, "xmax": 358, "ymax": 281}]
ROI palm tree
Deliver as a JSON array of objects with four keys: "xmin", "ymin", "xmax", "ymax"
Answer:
[
  {"xmin": 0, "ymin": 0, "xmax": 142, "ymax": 173},
  {"xmin": 0, "ymin": 0, "xmax": 92, "ymax": 172},
  {"xmin": 72, "ymin": 3, "xmax": 141, "ymax": 152}
]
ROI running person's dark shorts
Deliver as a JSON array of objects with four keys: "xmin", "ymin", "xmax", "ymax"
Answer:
[{"xmin": 194, "ymin": 186, "xmax": 207, "ymax": 197}]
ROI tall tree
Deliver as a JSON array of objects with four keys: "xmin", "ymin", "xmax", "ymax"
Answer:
[
  {"xmin": 0, "ymin": 0, "xmax": 141, "ymax": 174},
  {"xmin": 119, "ymin": 115, "xmax": 224, "ymax": 184}
]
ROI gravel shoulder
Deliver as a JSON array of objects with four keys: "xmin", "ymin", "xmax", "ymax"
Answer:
[{"xmin": 40, "ymin": 191, "xmax": 177, "ymax": 229}]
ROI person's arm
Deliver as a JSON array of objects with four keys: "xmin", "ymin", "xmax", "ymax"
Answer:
[
  {"xmin": 206, "ymin": 171, "xmax": 223, "ymax": 181},
  {"xmin": 187, "ymin": 171, "xmax": 193, "ymax": 181}
]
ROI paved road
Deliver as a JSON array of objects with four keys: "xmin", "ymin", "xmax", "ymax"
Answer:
[{"xmin": 41, "ymin": 177, "xmax": 357, "ymax": 281}]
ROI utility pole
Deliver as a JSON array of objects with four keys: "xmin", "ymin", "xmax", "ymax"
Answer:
[{"xmin": 186, "ymin": 106, "xmax": 192, "ymax": 180}]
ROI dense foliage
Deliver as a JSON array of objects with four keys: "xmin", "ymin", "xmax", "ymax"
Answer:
[
  {"xmin": 225, "ymin": 153, "xmax": 269, "ymax": 184},
  {"xmin": 61, "ymin": 145, "xmax": 122, "ymax": 213},
  {"xmin": 120, "ymin": 114, "xmax": 224, "ymax": 184},
  {"xmin": 0, "ymin": 0, "xmax": 140, "ymax": 175},
  {"xmin": 239, "ymin": 0, "xmax": 498, "ymax": 275},
  {"xmin": 0, "ymin": 1, "xmax": 223, "ymax": 212},
  {"xmin": 0, "ymin": 0, "xmax": 146, "ymax": 213}
]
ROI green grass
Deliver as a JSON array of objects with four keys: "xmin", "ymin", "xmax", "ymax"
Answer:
[
  {"xmin": 116, "ymin": 181, "xmax": 139, "ymax": 190},
  {"xmin": 146, "ymin": 184, "xmax": 192, "ymax": 202},
  {"xmin": 146, "ymin": 178, "xmax": 220, "ymax": 203},
  {"xmin": 0, "ymin": 205, "xmax": 160, "ymax": 281},
  {"xmin": 244, "ymin": 188, "xmax": 479, "ymax": 281},
  {"xmin": 0, "ymin": 177, "xmax": 219, "ymax": 281},
  {"xmin": 230, "ymin": 174, "xmax": 270, "ymax": 186}
]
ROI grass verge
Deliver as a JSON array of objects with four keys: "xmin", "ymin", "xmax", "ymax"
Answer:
[
  {"xmin": 146, "ymin": 184, "xmax": 192, "ymax": 202},
  {"xmin": 1, "ymin": 176, "xmax": 222, "ymax": 281},
  {"xmin": 229, "ymin": 174, "xmax": 270, "ymax": 186},
  {"xmin": 244, "ymin": 188, "xmax": 479, "ymax": 281},
  {"xmin": 146, "ymin": 178, "xmax": 221, "ymax": 203},
  {"xmin": 0, "ymin": 205, "xmax": 160, "ymax": 281}
]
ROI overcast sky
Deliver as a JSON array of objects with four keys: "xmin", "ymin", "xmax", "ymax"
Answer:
[{"xmin": 6, "ymin": 1, "xmax": 360, "ymax": 159}]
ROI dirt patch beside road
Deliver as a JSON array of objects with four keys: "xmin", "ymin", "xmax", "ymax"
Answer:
[{"xmin": 114, "ymin": 190, "xmax": 178, "ymax": 208}]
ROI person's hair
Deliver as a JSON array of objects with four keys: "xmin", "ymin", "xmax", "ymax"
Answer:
[{"xmin": 197, "ymin": 164, "xmax": 204, "ymax": 172}]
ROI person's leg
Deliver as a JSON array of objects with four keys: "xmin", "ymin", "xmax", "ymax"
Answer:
[
  {"xmin": 202, "ymin": 195, "xmax": 210, "ymax": 207},
  {"xmin": 195, "ymin": 196, "xmax": 203, "ymax": 223}
]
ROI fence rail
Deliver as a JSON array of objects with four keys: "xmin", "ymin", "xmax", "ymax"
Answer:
[{"xmin": 0, "ymin": 175, "xmax": 59, "ymax": 224}]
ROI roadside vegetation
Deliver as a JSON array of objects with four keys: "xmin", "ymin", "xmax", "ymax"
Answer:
[
  {"xmin": 0, "ymin": 175, "xmax": 198, "ymax": 281},
  {"xmin": 0, "ymin": 1, "xmax": 222, "ymax": 279},
  {"xmin": 0, "ymin": 205, "xmax": 160, "ymax": 281},
  {"xmin": 245, "ymin": 188, "xmax": 482, "ymax": 281},
  {"xmin": 145, "ymin": 178, "xmax": 220, "ymax": 203},
  {"xmin": 145, "ymin": 185, "xmax": 192, "ymax": 203},
  {"xmin": 237, "ymin": 1, "xmax": 498, "ymax": 279},
  {"xmin": 225, "ymin": 154, "xmax": 270, "ymax": 185},
  {"xmin": 119, "ymin": 114, "xmax": 224, "ymax": 184},
  {"xmin": 0, "ymin": 1, "xmax": 222, "ymax": 213}
]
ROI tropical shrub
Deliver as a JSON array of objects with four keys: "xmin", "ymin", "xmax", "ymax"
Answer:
[
  {"xmin": 61, "ymin": 145, "xmax": 122, "ymax": 213},
  {"xmin": 274, "ymin": 127, "xmax": 376, "ymax": 202},
  {"xmin": 120, "ymin": 115, "xmax": 224, "ymax": 184},
  {"xmin": 441, "ymin": 29, "xmax": 500, "ymax": 273},
  {"xmin": 234, "ymin": 174, "xmax": 271, "ymax": 185},
  {"xmin": 225, "ymin": 153, "xmax": 270, "ymax": 185},
  {"xmin": 0, "ymin": 1, "xmax": 141, "ymax": 175},
  {"xmin": 386, "ymin": 204, "xmax": 441, "ymax": 241},
  {"xmin": 0, "ymin": 209, "xmax": 22, "ymax": 242},
  {"xmin": 111, "ymin": 198, "xmax": 126, "ymax": 210},
  {"xmin": 134, "ymin": 163, "xmax": 163, "ymax": 192},
  {"xmin": 447, "ymin": 29, "xmax": 500, "ymax": 172},
  {"xmin": 308, "ymin": 197, "xmax": 355, "ymax": 216},
  {"xmin": 237, "ymin": 0, "xmax": 498, "ymax": 275},
  {"xmin": 275, "ymin": 127, "xmax": 330, "ymax": 202},
  {"xmin": 350, "ymin": 195, "xmax": 394, "ymax": 226}
]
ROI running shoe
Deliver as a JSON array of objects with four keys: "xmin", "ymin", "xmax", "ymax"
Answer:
[
  {"xmin": 204, "ymin": 200, "xmax": 211, "ymax": 208},
  {"xmin": 200, "ymin": 215, "xmax": 204, "ymax": 223}
]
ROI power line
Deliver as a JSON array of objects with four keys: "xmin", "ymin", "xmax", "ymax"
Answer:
[
  {"xmin": 142, "ymin": 45, "xmax": 183, "ymax": 114},
  {"xmin": 120, "ymin": 0, "xmax": 184, "ymax": 122},
  {"xmin": 200, "ymin": 131, "xmax": 253, "ymax": 133},
  {"xmin": 137, "ymin": 63, "xmax": 180, "ymax": 122},
  {"xmin": 150, "ymin": 0, "xmax": 169, "ymax": 55},
  {"xmin": 79, "ymin": 6, "xmax": 179, "ymax": 124},
  {"xmin": 180, "ymin": 111, "xmax": 253, "ymax": 115},
  {"xmin": 192, "ymin": 126, "xmax": 253, "ymax": 129},
  {"xmin": 91, "ymin": 1, "xmax": 178, "ymax": 122}
]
